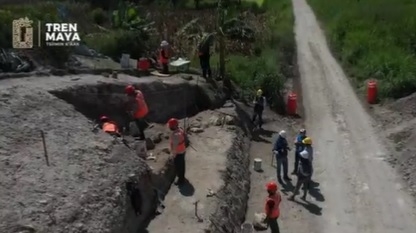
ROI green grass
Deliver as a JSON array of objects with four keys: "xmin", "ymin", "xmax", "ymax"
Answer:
[
  {"xmin": 225, "ymin": 0, "xmax": 295, "ymax": 106},
  {"xmin": 308, "ymin": 0, "xmax": 416, "ymax": 99}
]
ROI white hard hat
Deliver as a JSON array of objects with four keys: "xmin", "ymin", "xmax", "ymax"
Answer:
[
  {"xmin": 160, "ymin": 40, "xmax": 169, "ymax": 47},
  {"xmin": 300, "ymin": 150, "xmax": 309, "ymax": 159},
  {"xmin": 279, "ymin": 130, "xmax": 286, "ymax": 138}
]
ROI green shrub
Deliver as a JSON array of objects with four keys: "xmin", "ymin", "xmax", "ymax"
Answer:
[
  {"xmin": 84, "ymin": 30, "xmax": 152, "ymax": 61},
  {"xmin": 225, "ymin": 0, "xmax": 294, "ymax": 111},
  {"xmin": 309, "ymin": 0, "xmax": 416, "ymax": 98},
  {"xmin": 91, "ymin": 8, "xmax": 107, "ymax": 25}
]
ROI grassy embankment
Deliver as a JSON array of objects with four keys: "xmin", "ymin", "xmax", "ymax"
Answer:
[{"xmin": 308, "ymin": 0, "xmax": 416, "ymax": 99}]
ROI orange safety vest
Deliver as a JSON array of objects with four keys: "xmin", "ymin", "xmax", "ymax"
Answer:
[
  {"xmin": 170, "ymin": 128, "xmax": 186, "ymax": 155},
  {"xmin": 133, "ymin": 90, "xmax": 149, "ymax": 119},
  {"xmin": 102, "ymin": 121, "xmax": 119, "ymax": 133},
  {"xmin": 264, "ymin": 193, "xmax": 281, "ymax": 219},
  {"xmin": 159, "ymin": 49, "xmax": 169, "ymax": 64}
]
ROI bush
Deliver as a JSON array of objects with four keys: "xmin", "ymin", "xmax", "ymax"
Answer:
[
  {"xmin": 308, "ymin": 0, "xmax": 416, "ymax": 98},
  {"xmin": 83, "ymin": 30, "xmax": 152, "ymax": 61},
  {"xmin": 91, "ymin": 8, "xmax": 107, "ymax": 25},
  {"xmin": 226, "ymin": 0, "xmax": 294, "ymax": 111}
]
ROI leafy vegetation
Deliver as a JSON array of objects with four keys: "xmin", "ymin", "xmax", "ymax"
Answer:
[
  {"xmin": 308, "ymin": 0, "xmax": 416, "ymax": 98},
  {"xmin": 224, "ymin": 0, "xmax": 295, "ymax": 111}
]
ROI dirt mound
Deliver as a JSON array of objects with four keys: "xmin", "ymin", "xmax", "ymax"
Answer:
[
  {"xmin": 387, "ymin": 92, "xmax": 416, "ymax": 117},
  {"xmin": 0, "ymin": 74, "xmax": 226, "ymax": 233}
]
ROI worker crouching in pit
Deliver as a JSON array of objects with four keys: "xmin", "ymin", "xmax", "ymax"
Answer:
[
  {"xmin": 100, "ymin": 115, "xmax": 121, "ymax": 137},
  {"xmin": 125, "ymin": 85, "xmax": 149, "ymax": 140},
  {"xmin": 167, "ymin": 118, "xmax": 187, "ymax": 186}
]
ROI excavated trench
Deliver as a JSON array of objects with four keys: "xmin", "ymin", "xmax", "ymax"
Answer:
[
  {"xmin": 47, "ymin": 79, "xmax": 255, "ymax": 233},
  {"xmin": 48, "ymin": 79, "xmax": 227, "ymax": 233}
]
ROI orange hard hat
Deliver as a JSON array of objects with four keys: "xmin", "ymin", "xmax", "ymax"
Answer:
[
  {"xmin": 100, "ymin": 115, "xmax": 109, "ymax": 121},
  {"xmin": 266, "ymin": 181, "xmax": 278, "ymax": 192},
  {"xmin": 167, "ymin": 118, "xmax": 179, "ymax": 128},
  {"xmin": 125, "ymin": 85, "xmax": 135, "ymax": 94}
]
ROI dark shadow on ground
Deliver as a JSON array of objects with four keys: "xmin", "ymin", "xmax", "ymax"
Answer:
[
  {"xmin": 258, "ymin": 128, "xmax": 277, "ymax": 138},
  {"xmin": 280, "ymin": 180, "xmax": 295, "ymax": 196},
  {"xmin": 179, "ymin": 179, "xmax": 195, "ymax": 196},
  {"xmin": 308, "ymin": 180, "xmax": 325, "ymax": 202},
  {"xmin": 289, "ymin": 198, "xmax": 323, "ymax": 216}
]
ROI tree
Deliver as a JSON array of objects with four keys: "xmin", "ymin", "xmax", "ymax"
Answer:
[{"xmin": 217, "ymin": 0, "xmax": 231, "ymax": 94}]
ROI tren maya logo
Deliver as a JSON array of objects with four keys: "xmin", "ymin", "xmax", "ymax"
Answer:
[{"xmin": 12, "ymin": 17, "xmax": 81, "ymax": 48}]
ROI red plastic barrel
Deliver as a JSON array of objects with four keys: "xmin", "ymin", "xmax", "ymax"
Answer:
[
  {"xmin": 137, "ymin": 58, "xmax": 150, "ymax": 71},
  {"xmin": 367, "ymin": 80, "xmax": 377, "ymax": 104},
  {"xmin": 287, "ymin": 92, "xmax": 297, "ymax": 115}
]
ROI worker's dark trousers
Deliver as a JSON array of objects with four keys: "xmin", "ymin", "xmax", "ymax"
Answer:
[
  {"xmin": 162, "ymin": 63, "xmax": 169, "ymax": 74},
  {"xmin": 199, "ymin": 56, "xmax": 211, "ymax": 78},
  {"xmin": 292, "ymin": 152, "xmax": 300, "ymax": 173},
  {"xmin": 293, "ymin": 175, "xmax": 311, "ymax": 197},
  {"xmin": 252, "ymin": 109, "xmax": 263, "ymax": 127},
  {"xmin": 174, "ymin": 153, "xmax": 186, "ymax": 184},
  {"xmin": 134, "ymin": 119, "xmax": 146, "ymax": 140},
  {"xmin": 276, "ymin": 156, "xmax": 289, "ymax": 180},
  {"xmin": 268, "ymin": 217, "xmax": 280, "ymax": 233}
]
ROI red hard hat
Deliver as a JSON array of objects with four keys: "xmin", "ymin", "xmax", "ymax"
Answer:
[
  {"xmin": 266, "ymin": 181, "xmax": 278, "ymax": 192},
  {"xmin": 100, "ymin": 115, "xmax": 109, "ymax": 121},
  {"xmin": 167, "ymin": 118, "xmax": 179, "ymax": 128},
  {"xmin": 125, "ymin": 85, "xmax": 135, "ymax": 94}
]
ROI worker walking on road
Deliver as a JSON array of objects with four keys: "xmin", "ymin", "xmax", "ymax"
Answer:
[
  {"xmin": 100, "ymin": 115, "xmax": 121, "ymax": 137},
  {"xmin": 159, "ymin": 40, "xmax": 170, "ymax": 74},
  {"xmin": 125, "ymin": 85, "xmax": 149, "ymax": 140},
  {"xmin": 292, "ymin": 128, "xmax": 307, "ymax": 174},
  {"xmin": 273, "ymin": 130, "xmax": 291, "ymax": 183},
  {"xmin": 289, "ymin": 149, "xmax": 312, "ymax": 200},
  {"xmin": 252, "ymin": 89, "xmax": 266, "ymax": 129},
  {"xmin": 264, "ymin": 181, "xmax": 281, "ymax": 233},
  {"xmin": 168, "ymin": 118, "xmax": 187, "ymax": 186}
]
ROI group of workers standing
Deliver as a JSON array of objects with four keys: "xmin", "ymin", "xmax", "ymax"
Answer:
[
  {"xmin": 99, "ymin": 84, "xmax": 188, "ymax": 186},
  {"xmin": 264, "ymin": 129, "xmax": 314, "ymax": 233},
  {"xmin": 252, "ymin": 89, "xmax": 314, "ymax": 233}
]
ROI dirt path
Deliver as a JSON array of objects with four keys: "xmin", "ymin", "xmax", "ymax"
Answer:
[
  {"xmin": 145, "ymin": 124, "xmax": 233, "ymax": 233},
  {"xmin": 292, "ymin": 0, "xmax": 416, "ymax": 232}
]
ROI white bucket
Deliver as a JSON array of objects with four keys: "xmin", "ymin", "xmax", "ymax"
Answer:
[
  {"xmin": 241, "ymin": 222, "xmax": 254, "ymax": 233},
  {"xmin": 253, "ymin": 158, "xmax": 262, "ymax": 171},
  {"xmin": 120, "ymin": 54, "xmax": 130, "ymax": 68}
]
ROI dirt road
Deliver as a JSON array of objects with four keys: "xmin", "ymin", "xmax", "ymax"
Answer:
[{"xmin": 292, "ymin": 0, "xmax": 416, "ymax": 232}]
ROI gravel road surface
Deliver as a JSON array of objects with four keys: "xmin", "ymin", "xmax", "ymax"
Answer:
[{"xmin": 293, "ymin": 0, "xmax": 416, "ymax": 232}]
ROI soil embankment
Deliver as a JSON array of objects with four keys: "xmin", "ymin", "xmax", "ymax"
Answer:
[{"xmin": 0, "ymin": 74, "xmax": 227, "ymax": 233}]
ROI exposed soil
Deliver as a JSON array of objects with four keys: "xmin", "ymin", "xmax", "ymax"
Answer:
[
  {"xmin": 370, "ymin": 92, "xmax": 416, "ymax": 198},
  {"xmin": 0, "ymin": 73, "xmax": 232, "ymax": 233}
]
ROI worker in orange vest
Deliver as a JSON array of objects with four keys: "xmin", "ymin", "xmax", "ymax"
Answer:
[
  {"xmin": 159, "ymin": 40, "xmax": 170, "ymax": 74},
  {"xmin": 125, "ymin": 85, "xmax": 149, "ymax": 140},
  {"xmin": 100, "ymin": 115, "xmax": 121, "ymax": 137},
  {"xmin": 264, "ymin": 181, "xmax": 281, "ymax": 233},
  {"xmin": 168, "ymin": 118, "xmax": 187, "ymax": 185}
]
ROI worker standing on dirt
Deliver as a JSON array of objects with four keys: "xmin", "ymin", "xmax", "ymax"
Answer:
[
  {"xmin": 301, "ymin": 137, "xmax": 314, "ymax": 176},
  {"xmin": 125, "ymin": 85, "xmax": 149, "ymax": 140},
  {"xmin": 292, "ymin": 128, "xmax": 307, "ymax": 175},
  {"xmin": 100, "ymin": 115, "xmax": 121, "ymax": 137},
  {"xmin": 168, "ymin": 118, "xmax": 187, "ymax": 185},
  {"xmin": 264, "ymin": 181, "xmax": 281, "ymax": 233},
  {"xmin": 273, "ymin": 130, "xmax": 291, "ymax": 183},
  {"xmin": 289, "ymin": 149, "xmax": 312, "ymax": 200},
  {"xmin": 159, "ymin": 40, "xmax": 170, "ymax": 74},
  {"xmin": 198, "ymin": 34, "xmax": 214, "ymax": 79},
  {"xmin": 252, "ymin": 89, "xmax": 266, "ymax": 129}
]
